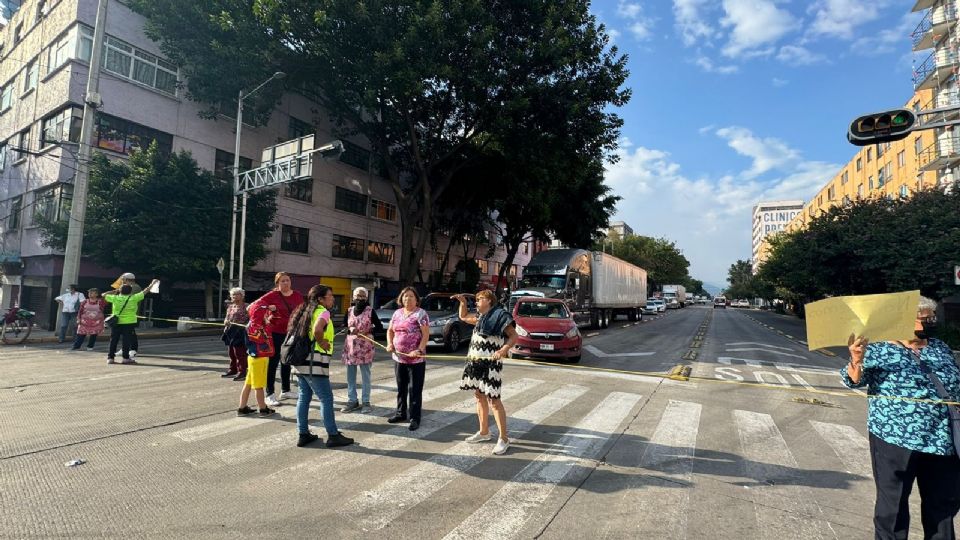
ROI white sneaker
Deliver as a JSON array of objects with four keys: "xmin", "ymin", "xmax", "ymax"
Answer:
[
  {"xmin": 86, "ymin": 347, "xmax": 94, "ymax": 351},
  {"xmin": 265, "ymin": 395, "xmax": 280, "ymax": 407},
  {"xmin": 129, "ymin": 350, "xmax": 137, "ymax": 360},
  {"xmin": 492, "ymin": 438, "xmax": 510, "ymax": 455},
  {"xmin": 106, "ymin": 357, "xmax": 115, "ymax": 365},
  {"xmin": 465, "ymin": 431, "xmax": 492, "ymax": 443},
  {"xmin": 278, "ymin": 391, "xmax": 296, "ymax": 401}
]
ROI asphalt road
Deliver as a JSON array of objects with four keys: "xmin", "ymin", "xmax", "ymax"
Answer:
[{"xmin": 1, "ymin": 306, "xmax": 924, "ymax": 539}]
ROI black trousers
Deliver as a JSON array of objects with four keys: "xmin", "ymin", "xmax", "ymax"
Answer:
[
  {"xmin": 108, "ymin": 324, "xmax": 138, "ymax": 359},
  {"xmin": 266, "ymin": 332, "xmax": 291, "ymax": 396},
  {"xmin": 395, "ymin": 362, "xmax": 426, "ymax": 422},
  {"xmin": 870, "ymin": 433, "xmax": 960, "ymax": 540}
]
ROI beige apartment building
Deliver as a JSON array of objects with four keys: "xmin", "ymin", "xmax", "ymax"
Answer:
[{"xmin": 0, "ymin": 0, "xmax": 530, "ymax": 327}]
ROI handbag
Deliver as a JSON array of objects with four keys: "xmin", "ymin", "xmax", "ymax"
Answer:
[
  {"xmin": 104, "ymin": 296, "xmax": 132, "ymax": 329},
  {"xmin": 909, "ymin": 347, "xmax": 960, "ymax": 458}
]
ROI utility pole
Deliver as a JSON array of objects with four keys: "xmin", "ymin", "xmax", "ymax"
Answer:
[{"xmin": 58, "ymin": 0, "xmax": 107, "ymax": 324}]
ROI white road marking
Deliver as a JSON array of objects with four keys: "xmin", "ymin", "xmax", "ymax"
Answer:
[
  {"xmin": 719, "ymin": 357, "xmax": 763, "ymax": 368},
  {"xmin": 790, "ymin": 373, "xmax": 817, "ymax": 392},
  {"xmin": 584, "ymin": 344, "xmax": 656, "ymax": 358},
  {"xmin": 726, "ymin": 342, "xmax": 794, "ymax": 350},
  {"xmin": 586, "ymin": 332, "xmax": 600, "ymax": 337},
  {"xmin": 734, "ymin": 410, "xmax": 836, "ymax": 540},
  {"xmin": 810, "ymin": 421, "xmax": 871, "ymax": 477},
  {"xmin": 753, "ymin": 371, "xmax": 789, "ymax": 387},
  {"xmin": 339, "ymin": 384, "xmax": 590, "ymax": 530},
  {"xmin": 612, "ymin": 400, "xmax": 701, "ymax": 539},
  {"xmin": 774, "ymin": 363, "xmax": 835, "ymax": 376},
  {"xmin": 442, "ymin": 391, "xmax": 642, "ymax": 540},
  {"xmin": 725, "ymin": 348, "xmax": 806, "ymax": 359}
]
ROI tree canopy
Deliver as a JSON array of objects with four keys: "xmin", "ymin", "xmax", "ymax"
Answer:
[
  {"xmin": 128, "ymin": 0, "xmax": 630, "ymax": 285},
  {"xmin": 38, "ymin": 144, "xmax": 276, "ymax": 285},
  {"xmin": 597, "ymin": 233, "xmax": 692, "ymax": 291}
]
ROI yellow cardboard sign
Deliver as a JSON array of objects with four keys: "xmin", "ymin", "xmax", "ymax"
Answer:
[
  {"xmin": 804, "ymin": 290, "xmax": 919, "ymax": 350},
  {"xmin": 110, "ymin": 276, "xmax": 123, "ymax": 290}
]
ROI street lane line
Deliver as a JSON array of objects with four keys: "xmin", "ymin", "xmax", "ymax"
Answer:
[
  {"xmin": 810, "ymin": 421, "xmax": 871, "ymax": 477},
  {"xmin": 719, "ymin": 356, "xmax": 763, "ymax": 367},
  {"xmin": 258, "ymin": 378, "xmax": 546, "ymax": 484},
  {"xmin": 611, "ymin": 400, "xmax": 701, "ymax": 539},
  {"xmin": 173, "ymin": 366, "xmax": 462, "ymax": 444},
  {"xmin": 725, "ymin": 348, "xmax": 806, "ymax": 359},
  {"xmin": 790, "ymin": 373, "xmax": 817, "ymax": 392},
  {"xmin": 442, "ymin": 391, "xmax": 642, "ymax": 540},
  {"xmin": 339, "ymin": 384, "xmax": 590, "ymax": 530},
  {"xmin": 734, "ymin": 410, "xmax": 836, "ymax": 540},
  {"xmin": 584, "ymin": 344, "xmax": 655, "ymax": 358},
  {"xmin": 727, "ymin": 342, "xmax": 795, "ymax": 350}
]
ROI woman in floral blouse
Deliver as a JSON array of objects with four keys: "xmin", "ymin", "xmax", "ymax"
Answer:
[
  {"xmin": 385, "ymin": 287, "xmax": 429, "ymax": 431},
  {"xmin": 843, "ymin": 295, "xmax": 960, "ymax": 539},
  {"xmin": 71, "ymin": 288, "xmax": 107, "ymax": 351},
  {"xmin": 221, "ymin": 287, "xmax": 249, "ymax": 379},
  {"xmin": 340, "ymin": 287, "xmax": 383, "ymax": 413}
]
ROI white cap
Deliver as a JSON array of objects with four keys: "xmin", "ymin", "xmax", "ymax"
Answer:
[{"xmin": 121, "ymin": 272, "xmax": 135, "ymax": 280}]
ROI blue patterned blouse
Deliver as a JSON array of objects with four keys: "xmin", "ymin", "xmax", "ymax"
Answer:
[{"xmin": 840, "ymin": 338, "xmax": 960, "ymax": 455}]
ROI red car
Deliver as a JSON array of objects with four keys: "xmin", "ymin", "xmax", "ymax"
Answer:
[{"xmin": 509, "ymin": 297, "xmax": 582, "ymax": 363}]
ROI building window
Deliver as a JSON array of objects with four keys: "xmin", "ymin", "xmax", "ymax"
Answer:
[
  {"xmin": 35, "ymin": 0, "xmax": 45, "ymax": 22},
  {"xmin": 897, "ymin": 151, "xmax": 905, "ymax": 168},
  {"xmin": 868, "ymin": 175, "xmax": 874, "ymax": 190},
  {"xmin": 94, "ymin": 113, "xmax": 173, "ymax": 155},
  {"xmin": 857, "ymin": 183, "xmax": 863, "ymax": 198},
  {"xmin": 915, "ymin": 137, "xmax": 923, "ymax": 157},
  {"xmin": 841, "ymin": 171, "xmax": 848, "ymax": 185},
  {"xmin": 866, "ymin": 148, "xmax": 872, "ymax": 161},
  {"xmin": 46, "ymin": 29, "xmax": 74, "ymax": 74},
  {"xmin": 13, "ymin": 24, "xmax": 22, "ymax": 45},
  {"xmin": 0, "ymin": 142, "xmax": 6, "ymax": 172},
  {"xmin": 523, "ymin": 242, "xmax": 529, "ymax": 255},
  {"xmin": 15, "ymin": 128, "xmax": 29, "ymax": 160},
  {"xmin": 827, "ymin": 186, "xmax": 835, "ymax": 200},
  {"xmin": 41, "ymin": 106, "xmax": 82, "ymax": 147},
  {"xmin": 367, "ymin": 241, "xmax": 395, "ymax": 264},
  {"xmin": 103, "ymin": 36, "xmax": 178, "ymax": 96},
  {"xmin": 0, "ymin": 83, "xmax": 11, "ymax": 111},
  {"xmin": 8, "ymin": 195, "xmax": 21, "ymax": 229},
  {"xmin": 899, "ymin": 184, "xmax": 909, "ymax": 198},
  {"xmin": 477, "ymin": 259, "xmax": 489, "ymax": 274},
  {"xmin": 884, "ymin": 162, "xmax": 892, "ymax": 179},
  {"xmin": 370, "ymin": 198, "xmax": 397, "ymax": 221},
  {"xmin": 213, "ymin": 149, "xmax": 253, "ymax": 181},
  {"xmin": 876, "ymin": 143, "xmax": 884, "ymax": 158},
  {"xmin": 280, "ymin": 225, "xmax": 309, "ymax": 253},
  {"xmin": 855, "ymin": 158, "xmax": 862, "ymax": 171},
  {"xmin": 32, "ymin": 184, "xmax": 72, "ymax": 223},
  {"xmin": 335, "ymin": 186, "xmax": 367, "ymax": 215},
  {"xmin": 77, "ymin": 25, "xmax": 92, "ymax": 61},
  {"xmin": 877, "ymin": 168, "xmax": 885, "ymax": 187},
  {"xmin": 23, "ymin": 58, "xmax": 38, "ymax": 93},
  {"xmin": 332, "ymin": 234, "xmax": 365, "ymax": 260},
  {"xmin": 339, "ymin": 139, "xmax": 372, "ymax": 171},
  {"xmin": 288, "ymin": 116, "xmax": 312, "ymax": 139},
  {"xmin": 283, "ymin": 178, "xmax": 313, "ymax": 202}
]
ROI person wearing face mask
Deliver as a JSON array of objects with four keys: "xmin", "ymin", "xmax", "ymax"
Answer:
[
  {"xmin": 339, "ymin": 287, "xmax": 383, "ymax": 413},
  {"xmin": 843, "ymin": 295, "xmax": 960, "ymax": 540}
]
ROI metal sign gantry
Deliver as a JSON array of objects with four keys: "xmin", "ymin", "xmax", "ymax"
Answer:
[{"xmin": 234, "ymin": 135, "xmax": 344, "ymax": 194}]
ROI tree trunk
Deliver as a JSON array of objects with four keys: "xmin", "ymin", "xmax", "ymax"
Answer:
[{"xmin": 495, "ymin": 235, "xmax": 523, "ymax": 297}]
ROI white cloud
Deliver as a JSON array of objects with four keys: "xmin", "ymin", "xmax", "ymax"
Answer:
[
  {"xmin": 673, "ymin": 0, "xmax": 715, "ymax": 46},
  {"xmin": 721, "ymin": 0, "xmax": 798, "ymax": 58},
  {"xmin": 772, "ymin": 77, "xmax": 789, "ymax": 87},
  {"xmin": 617, "ymin": 1, "xmax": 655, "ymax": 41},
  {"xmin": 606, "ymin": 27, "xmax": 622, "ymax": 41},
  {"xmin": 603, "ymin": 135, "xmax": 840, "ymax": 284},
  {"xmin": 852, "ymin": 14, "xmax": 920, "ymax": 56},
  {"xmin": 714, "ymin": 126, "xmax": 800, "ymax": 178},
  {"xmin": 807, "ymin": 0, "xmax": 889, "ymax": 39},
  {"xmin": 617, "ymin": 1, "xmax": 643, "ymax": 19},
  {"xmin": 694, "ymin": 55, "xmax": 739, "ymax": 74},
  {"xmin": 776, "ymin": 45, "xmax": 828, "ymax": 66}
]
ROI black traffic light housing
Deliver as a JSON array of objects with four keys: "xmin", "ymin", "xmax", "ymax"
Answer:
[{"xmin": 847, "ymin": 109, "xmax": 917, "ymax": 146}]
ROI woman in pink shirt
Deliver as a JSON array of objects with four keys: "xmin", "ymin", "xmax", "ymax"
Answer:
[
  {"xmin": 71, "ymin": 288, "xmax": 107, "ymax": 351},
  {"xmin": 385, "ymin": 286, "xmax": 430, "ymax": 431}
]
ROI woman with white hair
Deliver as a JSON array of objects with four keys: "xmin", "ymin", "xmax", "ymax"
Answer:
[
  {"xmin": 221, "ymin": 287, "xmax": 249, "ymax": 380},
  {"xmin": 339, "ymin": 286, "xmax": 383, "ymax": 413},
  {"xmin": 843, "ymin": 295, "xmax": 960, "ymax": 539}
]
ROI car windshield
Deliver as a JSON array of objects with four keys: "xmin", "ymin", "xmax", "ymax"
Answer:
[
  {"xmin": 379, "ymin": 299, "xmax": 398, "ymax": 310},
  {"xmin": 519, "ymin": 275, "xmax": 566, "ymax": 289},
  {"xmin": 421, "ymin": 296, "xmax": 459, "ymax": 312},
  {"xmin": 517, "ymin": 301, "xmax": 569, "ymax": 318}
]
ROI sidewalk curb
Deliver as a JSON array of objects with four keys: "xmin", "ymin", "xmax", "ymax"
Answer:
[{"xmin": 18, "ymin": 328, "xmax": 222, "ymax": 345}]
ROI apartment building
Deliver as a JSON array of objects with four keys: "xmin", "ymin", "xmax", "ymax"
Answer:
[
  {"xmin": 750, "ymin": 200, "xmax": 803, "ymax": 273},
  {"xmin": 0, "ymin": 0, "xmax": 530, "ymax": 327}
]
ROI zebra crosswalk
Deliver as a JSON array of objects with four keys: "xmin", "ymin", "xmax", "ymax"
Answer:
[{"xmin": 145, "ymin": 366, "xmax": 882, "ymax": 538}]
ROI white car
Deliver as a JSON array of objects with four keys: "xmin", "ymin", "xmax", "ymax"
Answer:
[
  {"xmin": 642, "ymin": 301, "xmax": 658, "ymax": 315},
  {"xmin": 652, "ymin": 299, "xmax": 666, "ymax": 313}
]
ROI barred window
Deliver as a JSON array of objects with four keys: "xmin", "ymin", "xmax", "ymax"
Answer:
[
  {"xmin": 280, "ymin": 225, "xmax": 309, "ymax": 253},
  {"xmin": 332, "ymin": 234, "xmax": 364, "ymax": 260},
  {"xmin": 367, "ymin": 241, "xmax": 395, "ymax": 264},
  {"xmin": 370, "ymin": 198, "xmax": 396, "ymax": 221},
  {"xmin": 8, "ymin": 195, "xmax": 21, "ymax": 229},
  {"xmin": 335, "ymin": 186, "xmax": 367, "ymax": 215}
]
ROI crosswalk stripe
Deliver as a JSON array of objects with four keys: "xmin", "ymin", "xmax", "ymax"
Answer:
[
  {"xmin": 171, "ymin": 366, "xmax": 463, "ymax": 443},
  {"xmin": 339, "ymin": 384, "xmax": 590, "ymax": 530},
  {"xmin": 442, "ymin": 391, "xmax": 642, "ymax": 540},
  {"xmin": 186, "ymin": 378, "xmax": 471, "ymax": 468},
  {"xmin": 809, "ymin": 421, "xmax": 871, "ymax": 477},
  {"xmin": 614, "ymin": 400, "xmax": 701, "ymax": 539},
  {"xmin": 733, "ymin": 410, "xmax": 836, "ymax": 540},
  {"xmin": 257, "ymin": 378, "xmax": 546, "ymax": 484}
]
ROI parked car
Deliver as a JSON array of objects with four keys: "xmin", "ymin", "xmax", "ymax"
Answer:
[
  {"xmin": 642, "ymin": 300, "xmax": 659, "ymax": 315},
  {"xmin": 713, "ymin": 296, "xmax": 727, "ymax": 309},
  {"xmin": 735, "ymin": 299, "xmax": 751, "ymax": 308},
  {"xmin": 376, "ymin": 293, "xmax": 476, "ymax": 352},
  {"xmin": 510, "ymin": 297, "xmax": 582, "ymax": 363},
  {"xmin": 652, "ymin": 299, "xmax": 667, "ymax": 313}
]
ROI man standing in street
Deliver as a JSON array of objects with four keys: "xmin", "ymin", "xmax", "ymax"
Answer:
[{"xmin": 54, "ymin": 285, "xmax": 85, "ymax": 344}]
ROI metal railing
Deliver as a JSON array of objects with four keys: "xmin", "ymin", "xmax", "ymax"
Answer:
[
  {"xmin": 914, "ymin": 49, "xmax": 960, "ymax": 88},
  {"xmin": 912, "ymin": 3, "xmax": 958, "ymax": 48},
  {"xmin": 918, "ymin": 134, "xmax": 960, "ymax": 169}
]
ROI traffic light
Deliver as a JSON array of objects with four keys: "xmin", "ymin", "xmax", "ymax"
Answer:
[{"xmin": 847, "ymin": 109, "xmax": 917, "ymax": 146}]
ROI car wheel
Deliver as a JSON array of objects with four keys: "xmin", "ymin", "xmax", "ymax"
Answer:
[
  {"xmin": 637, "ymin": 309, "xmax": 643, "ymax": 321},
  {"xmin": 446, "ymin": 327, "xmax": 461, "ymax": 353}
]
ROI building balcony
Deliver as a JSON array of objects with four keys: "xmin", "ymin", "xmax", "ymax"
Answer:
[
  {"xmin": 913, "ymin": 0, "xmax": 938, "ymax": 12},
  {"xmin": 912, "ymin": 4, "xmax": 958, "ymax": 50},
  {"xmin": 918, "ymin": 134, "xmax": 960, "ymax": 171},
  {"xmin": 914, "ymin": 49, "xmax": 960, "ymax": 90},
  {"xmin": 919, "ymin": 89, "xmax": 960, "ymax": 120}
]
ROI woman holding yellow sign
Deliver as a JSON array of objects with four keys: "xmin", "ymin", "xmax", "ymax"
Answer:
[{"xmin": 842, "ymin": 295, "xmax": 960, "ymax": 540}]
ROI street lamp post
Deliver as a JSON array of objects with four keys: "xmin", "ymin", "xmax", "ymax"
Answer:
[{"xmin": 227, "ymin": 71, "xmax": 285, "ymax": 290}]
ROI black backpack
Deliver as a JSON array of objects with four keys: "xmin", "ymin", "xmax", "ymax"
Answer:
[{"xmin": 280, "ymin": 332, "xmax": 314, "ymax": 366}]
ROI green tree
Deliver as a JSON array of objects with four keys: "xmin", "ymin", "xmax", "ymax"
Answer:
[
  {"xmin": 38, "ymin": 145, "xmax": 276, "ymax": 309},
  {"xmin": 600, "ymin": 234, "xmax": 691, "ymax": 291},
  {"xmin": 128, "ymin": 0, "xmax": 630, "ymax": 285}
]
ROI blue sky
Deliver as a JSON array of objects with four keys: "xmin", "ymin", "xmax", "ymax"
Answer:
[{"xmin": 592, "ymin": 0, "xmax": 923, "ymax": 288}]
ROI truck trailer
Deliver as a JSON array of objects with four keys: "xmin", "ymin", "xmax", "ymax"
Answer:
[
  {"xmin": 513, "ymin": 249, "xmax": 647, "ymax": 329},
  {"xmin": 662, "ymin": 284, "xmax": 687, "ymax": 308}
]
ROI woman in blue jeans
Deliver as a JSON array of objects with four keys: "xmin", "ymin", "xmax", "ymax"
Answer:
[{"xmin": 286, "ymin": 284, "xmax": 354, "ymax": 448}]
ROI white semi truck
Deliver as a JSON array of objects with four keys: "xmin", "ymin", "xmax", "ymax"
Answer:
[{"xmin": 662, "ymin": 284, "xmax": 687, "ymax": 308}]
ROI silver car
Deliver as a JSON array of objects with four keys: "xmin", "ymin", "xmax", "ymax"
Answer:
[{"xmin": 377, "ymin": 293, "xmax": 476, "ymax": 352}]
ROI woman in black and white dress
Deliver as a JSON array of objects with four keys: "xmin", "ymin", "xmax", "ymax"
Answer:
[{"xmin": 455, "ymin": 289, "xmax": 519, "ymax": 455}]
